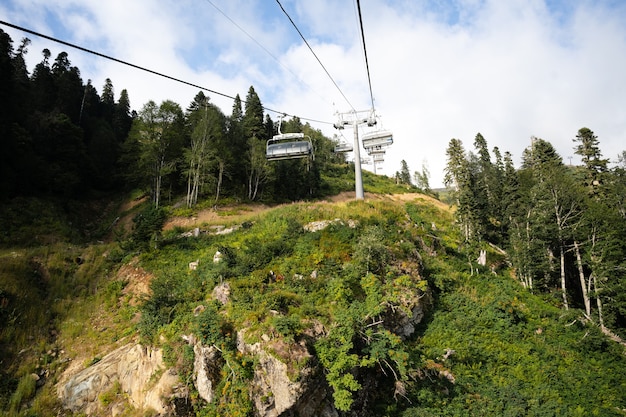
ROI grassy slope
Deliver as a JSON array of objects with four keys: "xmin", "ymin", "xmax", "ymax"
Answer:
[{"xmin": 1, "ymin": 183, "xmax": 626, "ymax": 416}]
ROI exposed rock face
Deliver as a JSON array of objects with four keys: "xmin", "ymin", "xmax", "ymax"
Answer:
[
  {"xmin": 385, "ymin": 301, "xmax": 425, "ymax": 339},
  {"xmin": 56, "ymin": 287, "xmax": 427, "ymax": 417},
  {"xmin": 192, "ymin": 342, "xmax": 223, "ymax": 404},
  {"xmin": 212, "ymin": 281, "xmax": 230, "ymax": 305},
  {"xmin": 303, "ymin": 218, "xmax": 357, "ymax": 232},
  {"xmin": 58, "ymin": 343, "xmax": 184, "ymax": 415},
  {"xmin": 384, "ymin": 289, "xmax": 430, "ymax": 339},
  {"xmin": 236, "ymin": 330, "xmax": 338, "ymax": 417}
]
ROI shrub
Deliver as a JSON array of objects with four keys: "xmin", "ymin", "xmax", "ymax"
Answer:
[
  {"xmin": 195, "ymin": 302, "xmax": 231, "ymax": 347},
  {"xmin": 352, "ymin": 226, "xmax": 390, "ymax": 275},
  {"xmin": 124, "ymin": 205, "xmax": 167, "ymax": 251},
  {"xmin": 272, "ymin": 315, "xmax": 302, "ymax": 341}
]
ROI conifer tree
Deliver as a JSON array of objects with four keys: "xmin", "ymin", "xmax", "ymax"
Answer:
[
  {"xmin": 242, "ymin": 86, "xmax": 270, "ymax": 200},
  {"xmin": 399, "ymin": 160, "xmax": 412, "ymax": 185},
  {"xmin": 471, "ymin": 133, "xmax": 493, "ymax": 240},
  {"xmin": 113, "ymin": 89, "xmax": 132, "ymax": 142},
  {"xmin": 226, "ymin": 94, "xmax": 245, "ymax": 194},
  {"xmin": 574, "ymin": 127, "xmax": 609, "ymax": 194},
  {"xmin": 243, "ymin": 86, "xmax": 265, "ymax": 140},
  {"xmin": 445, "ymin": 138, "xmax": 477, "ymax": 242}
]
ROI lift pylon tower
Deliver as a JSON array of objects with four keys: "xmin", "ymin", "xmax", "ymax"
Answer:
[{"xmin": 333, "ymin": 109, "xmax": 378, "ymax": 200}]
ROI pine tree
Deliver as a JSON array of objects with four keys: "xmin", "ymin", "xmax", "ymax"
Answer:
[
  {"xmin": 399, "ymin": 160, "xmax": 412, "ymax": 186},
  {"xmin": 573, "ymin": 127, "xmax": 609, "ymax": 194},
  {"xmin": 113, "ymin": 89, "xmax": 132, "ymax": 142},
  {"xmin": 226, "ymin": 94, "xmax": 245, "ymax": 195},
  {"xmin": 101, "ymin": 78, "xmax": 115, "ymax": 121},
  {"xmin": 444, "ymin": 138, "xmax": 477, "ymax": 242},
  {"xmin": 243, "ymin": 86, "xmax": 265, "ymax": 140},
  {"xmin": 51, "ymin": 52, "xmax": 84, "ymax": 123},
  {"xmin": 471, "ymin": 133, "xmax": 493, "ymax": 241},
  {"xmin": 242, "ymin": 86, "xmax": 270, "ymax": 200}
]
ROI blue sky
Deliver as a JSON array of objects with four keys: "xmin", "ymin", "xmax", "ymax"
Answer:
[{"xmin": 2, "ymin": 0, "xmax": 626, "ymax": 187}]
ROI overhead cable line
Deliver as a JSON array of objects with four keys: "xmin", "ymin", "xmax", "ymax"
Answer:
[
  {"xmin": 203, "ymin": 0, "xmax": 329, "ymax": 106},
  {"xmin": 275, "ymin": 0, "xmax": 356, "ymax": 112},
  {"xmin": 0, "ymin": 20, "xmax": 331, "ymax": 126},
  {"xmin": 355, "ymin": 0, "xmax": 376, "ymax": 110}
]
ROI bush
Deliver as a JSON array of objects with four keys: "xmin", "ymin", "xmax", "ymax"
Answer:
[
  {"xmin": 138, "ymin": 274, "xmax": 182, "ymax": 342},
  {"xmin": 272, "ymin": 315, "xmax": 302, "ymax": 340},
  {"xmin": 195, "ymin": 302, "xmax": 230, "ymax": 347},
  {"xmin": 124, "ymin": 205, "xmax": 167, "ymax": 250}
]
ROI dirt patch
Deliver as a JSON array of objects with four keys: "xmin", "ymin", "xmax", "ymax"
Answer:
[
  {"xmin": 117, "ymin": 196, "xmax": 148, "ymax": 234},
  {"xmin": 117, "ymin": 257, "xmax": 154, "ymax": 306},
  {"xmin": 384, "ymin": 192, "xmax": 451, "ymax": 211},
  {"xmin": 163, "ymin": 192, "xmax": 448, "ymax": 231},
  {"xmin": 163, "ymin": 203, "xmax": 271, "ymax": 231}
]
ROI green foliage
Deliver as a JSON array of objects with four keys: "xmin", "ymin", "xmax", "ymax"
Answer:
[
  {"xmin": 124, "ymin": 205, "xmax": 167, "ymax": 251},
  {"xmin": 98, "ymin": 380, "xmax": 122, "ymax": 407},
  {"xmin": 272, "ymin": 315, "xmax": 302, "ymax": 340},
  {"xmin": 315, "ymin": 314, "xmax": 361, "ymax": 411},
  {"xmin": 138, "ymin": 273, "xmax": 184, "ymax": 342},
  {"xmin": 0, "ymin": 197, "xmax": 88, "ymax": 246},
  {"xmin": 195, "ymin": 302, "xmax": 233, "ymax": 348},
  {"xmin": 413, "ymin": 271, "xmax": 626, "ymax": 416},
  {"xmin": 8, "ymin": 374, "xmax": 36, "ymax": 412}
]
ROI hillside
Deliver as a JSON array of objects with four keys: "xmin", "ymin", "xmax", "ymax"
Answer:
[{"xmin": 1, "ymin": 191, "xmax": 626, "ymax": 417}]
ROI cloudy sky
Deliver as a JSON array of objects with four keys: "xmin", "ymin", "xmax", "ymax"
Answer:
[{"xmin": 2, "ymin": 0, "xmax": 625, "ymax": 187}]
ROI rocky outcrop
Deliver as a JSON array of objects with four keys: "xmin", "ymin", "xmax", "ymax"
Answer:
[
  {"xmin": 212, "ymin": 281, "xmax": 230, "ymax": 305},
  {"xmin": 186, "ymin": 331, "xmax": 336, "ymax": 416},
  {"xmin": 58, "ymin": 343, "xmax": 185, "ymax": 415},
  {"xmin": 57, "ymin": 285, "xmax": 427, "ymax": 417},
  {"xmin": 303, "ymin": 218, "xmax": 357, "ymax": 232},
  {"xmin": 236, "ymin": 330, "xmax": 338, "ymax": 417},
  {"xmin": 191, "ymin": 339, "xmax": 223, "ymax": 404},
  {"xmin": 384, "ymin": 292, "xmax": 429, "ymax": 339}
]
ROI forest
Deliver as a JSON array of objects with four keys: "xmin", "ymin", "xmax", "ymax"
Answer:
[
  {"xmin": 444, "ymin": 132, "xmax": 626, "ymax": 338},
  {"xmin": 2, "ymin": 27, "xmax": 626, "ymax": 417},
  {"xmin": 0, "ymin": 28, "xmax": 345, "ymax": 209}
]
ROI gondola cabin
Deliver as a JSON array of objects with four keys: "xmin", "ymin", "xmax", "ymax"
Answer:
[
  {"xmin": 361, "ymin": 129, "xmax": 393, "ymax": 149},
  {"xmin": 266, "ymin": 132, "xmax": 313, "ymax": 161}
]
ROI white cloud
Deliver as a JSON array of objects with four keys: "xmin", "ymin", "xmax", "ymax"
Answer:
[{"xmin": 2, "ymin": 0, "xmax": 625, "ymax": 187}]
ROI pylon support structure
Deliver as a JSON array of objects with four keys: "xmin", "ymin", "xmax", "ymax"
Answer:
[{"xmin": 334, "ymin": 110, "xmax": 377, "ymax": 200}]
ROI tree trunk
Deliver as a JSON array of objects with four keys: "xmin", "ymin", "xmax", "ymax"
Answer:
[
  {"xmin": 524, "ymin": 210, "xmax": 534, "ymax": 290},
  {"xmin": 215, "ymin": 160, "xmax": 224, "ymax": 204},
  {"xmin": 592, "ymin": 274, "xmax": 604, "ymax": 329},
  {"xmin": 186, "ymin": 163, "xmax": 194, "ymax": 208},
  {"xmin": 559, "ymin": 245, "xmax": 568, "ymax": 310},
  {"xmin": 247, "ymin": 171, "xmax": 253, "ymax": 200},
  {"xmin": 192, "ymin": 166, "xmax": 200, "ymax": 206},
  {"xmin": 251, "ymin": 173, "xmax": 260, "ymax": 201},
  {"xmin": 573, "ymin": 241, "xmax": 591, "ymax": 318}
]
